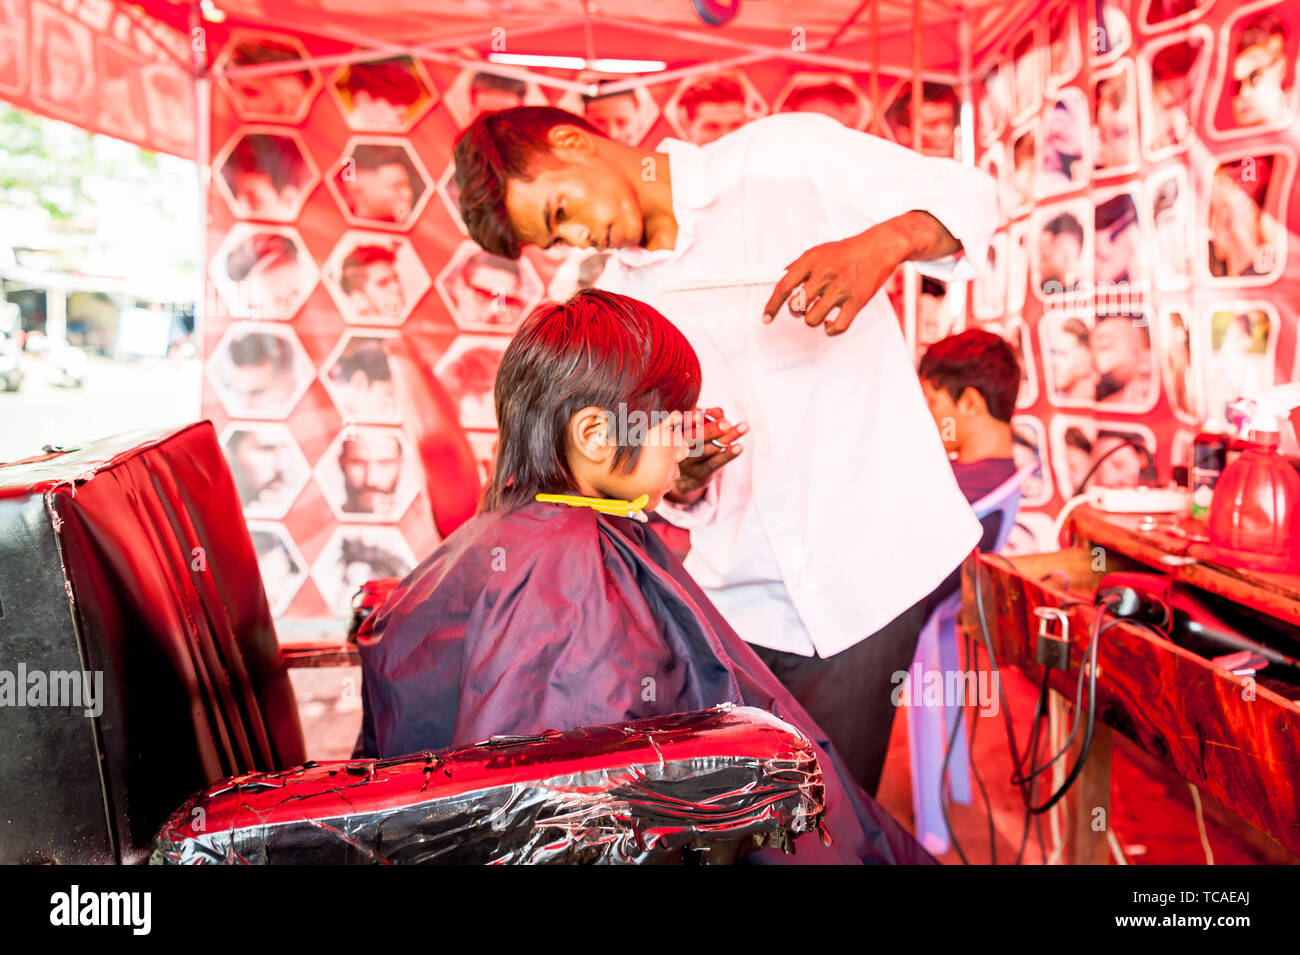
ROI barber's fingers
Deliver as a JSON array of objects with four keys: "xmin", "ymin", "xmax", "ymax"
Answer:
[
  {"xmin": 763, "ymin": 259, "xmax": 814, "ymax": 323},
  {"xmin": 799, "ymin": 279, "xmax": 851, "ymax": 329},
  {"xmin": 685, "ymin": 424, "xmax": 748, "ymax": 459},
  {"xmin": 791, "ymin": 273, "xmax": 837, "ymax": 326},
  {"xmin": 684, "ymin": 442, "xmax": 744, "ymax": 475},
  {"xmin": 823, "ymin": 296, "xmax": 869, "ymax": 336},
  {"xmin": 685, "ymin": 408, "xmax": 746, "ymax": 446}
]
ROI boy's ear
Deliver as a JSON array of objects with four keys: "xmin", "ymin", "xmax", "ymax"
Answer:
[
  {"xmin": 568, "ymin": 405, "xmax": 613, "ymax": 464},
  {"xmin": 957, "ymin": 385, "xmax": 989, "ymax": 417},
  {"xmin": 547, "ymin": 124, "xmax": 597, "ymax": 157}
]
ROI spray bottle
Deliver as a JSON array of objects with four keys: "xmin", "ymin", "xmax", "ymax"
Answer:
[{"xmin": 1206, "ymin": 383, "xmax": 1300, "ymax": 574}]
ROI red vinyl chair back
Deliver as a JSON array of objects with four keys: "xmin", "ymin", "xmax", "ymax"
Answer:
[{"xmin": 0, "ymin": 423, "xmax": 305, "ymax": 863}]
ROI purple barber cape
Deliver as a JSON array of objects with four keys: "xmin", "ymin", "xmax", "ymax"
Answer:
[{"xmin": 356, "ymin": 501, "xmax": 935, "ymax": 865}]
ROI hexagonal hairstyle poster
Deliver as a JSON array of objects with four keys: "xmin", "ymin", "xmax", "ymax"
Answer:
[
  {"xmin": 214, "ymin": 127, "xmax": 320, "ymax": 223},
  {"xmin": 214, "ymin": 28, "xmax": 321, "ymax": 124},
  {"xmin": 664, "ymin": 70, "xmax": 768, "ymax": 145},
  {"xmin": 328, "ymin": 137, "xmax": 433, "ymax": 230},
  {"xmin": 320, "ymin": 330, "xmax": 401, "ymax": 425},
  {"xmin": 311, "ymin": 525, "xmax": 418, "ymax": 616},
  {"xmin": 329, "ymin": 54, "xmax": 438, "ymax": 133},
  {"xmin": 321, "ymin": 231, "xmax": 431, "ymax": 326},
  {"xmin": 219, "ymin": 422, "xmax": 311, "ymax": 520},
  {"xmin": 247, "ymin": 520, "xmax": 310, "ymax": 616},
  {"xmin": 884, "ymin": 82, "xmax": 961, "ymax": 157},
  {"xmin": 208, "ymin": 224, "xmax": 319, "ymax": 320},
  {"xmin": 313, "ymin": 424, "xmax": 422, "ymax": 523},
  {"xmin": 554, "ymin": 74, "xmax": 661, "ymax": 145},
  {"xmin": 773, "ymin": 72, "xmax": 870, "ymax": 130},
  {"xmin": 435, "ymin": 241, "xmax": 543, "ymax": 334},
  {"xmin": 441, "ymin": 65, "xmax": 549, "ymax": 129},
  {"xmin": 207, "ymin": 322, "xmax": 315, "ymax": 419},
  {"xmin": 434, "ymin": 335, "xmax": 511, "ymax": 432}
]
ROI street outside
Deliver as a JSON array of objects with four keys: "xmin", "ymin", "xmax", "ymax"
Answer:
[{"xmin": 0, "ymin": 352, "xmax": 201, "ymax": 463}]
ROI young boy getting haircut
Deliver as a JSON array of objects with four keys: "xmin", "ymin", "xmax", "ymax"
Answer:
[{"xmin": 355, "ymin": 289, "xmax": 929, "ymax": 864}]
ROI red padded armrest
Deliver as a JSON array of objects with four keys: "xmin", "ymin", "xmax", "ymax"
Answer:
[{"xmin": 150, "ymin": 705, "xmax": 826, "ymax": 865}]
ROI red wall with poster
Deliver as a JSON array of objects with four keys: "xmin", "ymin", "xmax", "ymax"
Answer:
[{"xmin": 971, "ymin": 0, "xmax": 1299, "ymax": 552}]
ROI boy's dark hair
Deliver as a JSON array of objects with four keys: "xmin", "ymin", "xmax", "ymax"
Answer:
[
  {"xmin": 484, "ymin": 289, "xmax": 701, "ymax": 513},
  {"xmin": 453, "ymin": 106, "xmax": 601, "ymax": 260},
  {"xmin": 918, "ymin": 329, "xmax": 1021, "ymax": 423}
]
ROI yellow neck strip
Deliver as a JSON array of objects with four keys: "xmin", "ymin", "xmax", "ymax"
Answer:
[{"xmin": 535, "ymin": 492, "xmax": 650, "ymax": 522}]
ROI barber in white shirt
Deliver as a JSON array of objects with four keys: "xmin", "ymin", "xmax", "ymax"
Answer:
[{"xmin": 453, "ymin": 106, "xmax": 996, "ymax": 796}]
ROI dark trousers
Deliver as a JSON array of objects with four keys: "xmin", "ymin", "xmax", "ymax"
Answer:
[{"xmin": 753, "ymin": 593, "xmax": 930, "ymax": 798}]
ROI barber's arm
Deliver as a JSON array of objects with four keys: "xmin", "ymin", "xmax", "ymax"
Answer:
[{"xmin": 762, "ymin": 117, "xmax": 998, "ymax": 336}]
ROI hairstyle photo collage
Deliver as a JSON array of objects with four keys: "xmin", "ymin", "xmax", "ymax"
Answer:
[{"xmin": 968, "ymin": 0, "xmax": 1297, "ymax": 552}]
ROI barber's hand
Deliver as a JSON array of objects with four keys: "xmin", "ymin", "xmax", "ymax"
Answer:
[
  {"xmin": 763, "ymin": 220, "xmax": 914, "ymax": 336},
  {"xmin": 665, "ymin": 407, "xmax": 747, "ymax": 506}
]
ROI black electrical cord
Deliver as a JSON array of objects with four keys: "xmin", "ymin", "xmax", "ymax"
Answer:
[
  {"xmin": 939, "ymin": 702, "xmax": 970, "ymax": 864},
  {"xmin": 971, "ymin": 558, "xmax": 1128, "ymax": 829},
  {"xmin": 1024, "ymin": 605, "xmax": 1105, "ymax": 813},
  {"xmin": 950, "ymin": 562, "xmax": 1157, "ymax": 862},
  {"xmin": 1011, "ymin": 613, "xmax": 1095, "ymax": 797},
  {"xmin": 939, "ymin": 602, "xmax": 1002, "ymax": 865},
  {"xmin": 1013, "ymin": 598, "xmax": 1172, "ymax": 819}
]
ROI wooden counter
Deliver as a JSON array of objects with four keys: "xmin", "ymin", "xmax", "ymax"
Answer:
[
  {"xmin": 1066, "ymin": 505, "xmax": 1300, "ymax": 627},
  {"xmin": 959, "ymin": 509, "xmax": 1300, "ymax": 862}
]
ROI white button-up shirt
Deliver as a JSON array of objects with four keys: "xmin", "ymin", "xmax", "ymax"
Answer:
[{"xmin": 597, "ymin": 112, "xmax": 996, "ymax": 658}]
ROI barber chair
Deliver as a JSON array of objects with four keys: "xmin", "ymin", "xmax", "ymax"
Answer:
[{"xmin": 0, "ymin": 423, "xmax": 823, "ymax": 864}]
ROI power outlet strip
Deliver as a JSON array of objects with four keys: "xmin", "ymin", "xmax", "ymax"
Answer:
[{"xmin": 1087, "ymin": 485, "xmax": 1189, "ymax": 513}]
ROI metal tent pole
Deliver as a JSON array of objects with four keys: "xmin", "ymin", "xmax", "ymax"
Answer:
[{"xmin": 870, "ymin": 0, "xmax": 881, "ymax": 134}]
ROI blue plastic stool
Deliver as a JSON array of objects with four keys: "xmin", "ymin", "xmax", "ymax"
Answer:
[{"xmin": 905, "ymin": 464, "xmax": 1033, "ymax": 855}]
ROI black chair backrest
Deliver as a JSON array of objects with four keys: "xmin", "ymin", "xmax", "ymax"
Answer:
[{"xmin": 0, "ymin": 422, "xmax": 304, "ymax": 863}]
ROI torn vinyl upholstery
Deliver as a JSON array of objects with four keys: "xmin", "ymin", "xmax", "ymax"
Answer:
[{"xmin": 150, "ymin": 705, "xmax": 826, "ymax": 864}]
